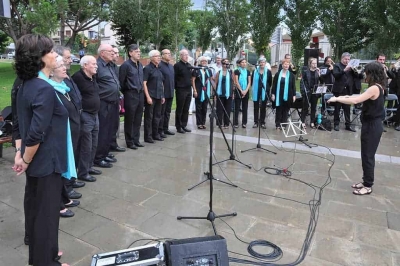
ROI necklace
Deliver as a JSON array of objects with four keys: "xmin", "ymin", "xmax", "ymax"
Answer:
[{"xmin": 64, "ymin": 92, "xmax": 71, "ymax": 101}]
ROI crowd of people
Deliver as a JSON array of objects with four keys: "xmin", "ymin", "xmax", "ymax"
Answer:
[{"xmin": 9, "ymin": 32, "xmax": 400, "ymax": 265}]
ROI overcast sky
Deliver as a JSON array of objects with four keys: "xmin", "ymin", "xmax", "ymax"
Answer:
[{"xmin": 192, "ymin": 0, "xmax": 206, "ymax": 10}]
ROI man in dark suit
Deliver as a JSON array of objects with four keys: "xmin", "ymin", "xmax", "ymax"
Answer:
[
  {"xmin": 159, "ymin": 49, "xmax": 175, "ymax": 136},
  {"xmin": 278, "ymin": 54, "xmax": 297, "ymax": 75},
  {"xmin": 332, "ymin": 52, "xmax": 356, "ymax": 132}
]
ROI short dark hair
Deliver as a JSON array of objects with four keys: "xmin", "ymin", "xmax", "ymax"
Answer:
[
  {"xmin": 284, "ymin": 54, "xmax": 291, "ymax": 59},
  {"xmin": 376, "ymin": 53, "xmax": 385, "ymax": 59},
  {"xmin": 324, "ymin": 56, "xmax": 332, "ymax": 64},
  {"xmin": 128, "ymin": 44, "xmax": 139, "ymax": 52},
  {"xmin": 14, "ymin": 34, "xmax": 54, "ymax": 80},
  {"xmin": 237, "ymin": 58, "xmax": 246, "ymax": 65},
  {"xmin": 364, "ymin": 61, "xmax": 386, "ymax": 89}
]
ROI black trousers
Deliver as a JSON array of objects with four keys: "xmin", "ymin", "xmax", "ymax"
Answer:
[
  {"xmin": 123, "ymin": 90, "xmax": 144, "ymax": 146},
  {"xmin": 333, "ymin": 92, "xmax": 351, "ymax": 126},
  {"xmin": 253, "ymin": 100, "xmax": 267, "ymax": 125},
  {"xmin": 60, "ymin": 185, "xmax": 70, "ymax": 210},
  {"xmin": 144, "ymin": 97, "xmax": 162, "ymax": 141},
  {"xmin": 77, "ymin": 112, "xmax": 99, "ymax": 178},
  {"xmin": 25, "ymin": 172, "xmax": 62, "ymax": 266},
  {"xmin": 175, "ymin": 88, "xmax": 192, "ymax": 129},
  {"xmin": 216, "ymin": 96, "xmax": 232, "ymax": 126},
  {"xmin": 159, "ymin": 97, "xmax": 173, "ymax": 133},
  {"xmin": 234, "ymin": 91, "xmax": 249, "ymax": 126},
  {"xmin": 275, "ymin": 105, "xmax": 289, "ymax": 127},
  {"xmin": 361, "ymin": 119, "xmax": 383, "ymax": 187},
  {"xmin": 301, "ymin": 93, "xmax": 319, "ymax": 124},
  {"xmin": 195, "ymin": 97, "xmax": 208, "ymax": 126},
  {"xmin": 95, "ymin": 100, "xmax": 119, "ymax": 163}
]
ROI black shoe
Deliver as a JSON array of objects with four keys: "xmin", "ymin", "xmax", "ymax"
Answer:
[
  {"xmin": 94, "ymin": 160, "xmax": 113, "ymax": 168},
  {"xmin": 68, "ymin": 190, "xmax": 82, "ymax": 199},
  {"xmin": 89, "ymin": 168, "xmax": 102, "ymax": 175},
  {"xmin": 345, "ymin": 126, "xmax": 356, "ymax": 132},
  {"xmin": 78, "ymin": 175, "xmax": 96, "ymax": 182},
  {"xmin": 177, "ymin": 128, "xmax": 185, "ymax": 134},
  {"xmin": 105, "ymin": 156, "xmax": 117, "ymax": 163},
  {"xmin": 334, "ymin": 125, "xmax": 339, "ymax": 131},
  {"xmin": 145, "ymin": 138, "xmax": 155, "ymax": 143},
  {"xmin": 110, "ymin": 146, "xmax": 126, "ymax": 152},
  {"xmin": 65, "ymin": 200, "xmax": 80, "ymax": 208},
  {"xmin": 60, "ymin": 209, "xmax": 74, "ymax": 218},
  {"xmin": 107, "ymin": 153, "xmax": 115, "ymax": 158},
  {"xmin": 182, "ymin": 127, "xmax": 191, "ymax": 132},
  {"xmin": 164, "ymin": 130, "xmax": 175, "ymax": 135},
  {"xmin": 127, "ymin": 144, "xmax": 138, "ymax": 150},
  {"xmin": 160, "ymin": 133, "xmax": 167, "ymax": 138},
  {"xmin": 153, "ymin": 136, "xmax": 164, "ymax": 141},
  {"xmin": 24, "ymin": 235, "xmax": 29, "ymax": 245},
  {"xmin": 134, "ymin": 142, "xmax": 144, "ymax": 147},
  {"xmin": 395, "ymin": 126, "xmax": 400, "ymax": 131},
  {"xmin": 72, "ymin": 181, "xmax": 86, "ymax": 188}
]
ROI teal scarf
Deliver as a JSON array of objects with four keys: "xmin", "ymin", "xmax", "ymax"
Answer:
[
  {"xmin": 252, "ymin": 67, "xmax": 268, "ymax": 101},
  {"xmin": 276, "ymin": 70, "xmax": 290, "ymax": 107},
  {"xmin": 217, "ymin": 70, "xmax": 230, "ymax": 99},
  {"xmin": 38, "ymin": 71, "xmax": 76, "ymax": 180},
  {"xmin": 200, "ymin": 69, "xmax": 211, "ymax": 102},
  {"xmin": 238, "ymin": 67, "xmax": 248, "ymax": 91}
]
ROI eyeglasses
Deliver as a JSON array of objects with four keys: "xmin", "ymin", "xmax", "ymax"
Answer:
[{"xmin": 152, "ymin": 55, "xmax": 161, "ymax": 58}]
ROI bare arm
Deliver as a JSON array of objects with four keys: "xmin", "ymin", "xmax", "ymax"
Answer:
[{"xmin": 328, "ymin": 85, "xmax": 380, "ymax": 105}]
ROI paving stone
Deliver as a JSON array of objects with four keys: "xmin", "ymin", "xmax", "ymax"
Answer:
[
  {"xmin": 324, "ymin": 201, "xmax": 388, "ymax": 227},
  {"xmin": 359, "ymin": 244, "xmax": 393, "ymax": 266},
  {"xmin": 0, "ymin": 239, "xmax": 28, "ymax": 266},
  {"xmin": 73, "ymin": 189, "xmax": 116, "ymax": 213},
  {"xmin": 0, "ymin": 211, "xmax": 25, "ymax": 248},
  {"xmin": 0, "ymin": 201, "xmax": 19, "ymax": 219},
  {"xmin": 0, "ymin": 181, "xmax": 24, "ymax": 211},
  {"xmin": 354, "ymin": 223, "xmax": 398, "ymax": 251},
  {"xmin": 143, "ymin": 177, "xmax": 192, "ymax": 197},
  {"xmin": 58, "ymin": 231, "xmax": 100, "ymax": 266}
]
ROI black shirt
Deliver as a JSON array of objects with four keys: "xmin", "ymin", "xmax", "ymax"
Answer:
[
  {"xmin": 192, "ymin": 69, "xmax": 213, "ymax": 93},
  {"xmin": 362, "ymin": 84, "xmax": 384, "ymax": 122},
  {"xmin": 234, "ymin": 69, "xmax": 251, "ymax": 89},
  {"xmin": 119, "ymin": 59, "xmax": 144, "ymax": 93},
  {"xmin": 159, "ymin": 61, "xmax": 175, "ymax": 98},
  {"xmin": 96, "ymin": 57, "xmax": 120, "ymax": 103},
  {"xmin": 174, "ymin": 60, "xmax": 192, "ymax": 89},
  {"xmin": 143, "ymin": 62, "xmax": 164, "ymax": 99},
  {"xmin": 72, "ymin": 69, "xmax": 101, "ymax": 114}
]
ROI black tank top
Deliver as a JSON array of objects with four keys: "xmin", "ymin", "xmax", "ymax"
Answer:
[{"xmin": 361, "ymin": 84, "xmax": 384, "ymax": 122}]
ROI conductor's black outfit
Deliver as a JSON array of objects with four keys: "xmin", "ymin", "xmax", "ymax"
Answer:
[
  {"xmin": 174, "ymin": 60, "xmax": 192, "ymax": 131},
  {"xmin": 14, "ymin": 78, "xmax": 67, "ymax": 266},
  {"xmin": 300, "ymin": 68, "xmax": 320, "ymax": 124}
]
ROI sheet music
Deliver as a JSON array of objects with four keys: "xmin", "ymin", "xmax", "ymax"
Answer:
[
  {"xmin": 315, "ymin": 86, "xmax": 327, "ymax": 94},
  {"xmin": 320, "ymin": 68, "xmax": 327, "ymax": 75},
  {"xmin": 348, "ymin": 59, "xmax": 360, "ymax": 68}
]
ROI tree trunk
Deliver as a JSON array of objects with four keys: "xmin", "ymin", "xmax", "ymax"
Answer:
[
  {"xmin": 60, "ymin": 16, "xmax": 65, "ymax": 45},
  {"xmin": 65, "ymin": 31, "xmax": 78, "ymax": 47}
]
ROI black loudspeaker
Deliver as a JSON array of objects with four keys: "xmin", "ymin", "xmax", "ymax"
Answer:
[
  {"xmin": 304, "ymin": 48, "xmax": 319, "ymax": 66},
  {"xmin": 164, "ymin": 235, "xmax": 229, "ymax": 266}
]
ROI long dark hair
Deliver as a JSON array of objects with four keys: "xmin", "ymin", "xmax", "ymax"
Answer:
[
  {"xmin": 364, "ymin": 61, "xmax": 386, "ymax": 92},
  {"xmin": 14, "ymin": 34, "xmax": 54, "ymax": 80}
]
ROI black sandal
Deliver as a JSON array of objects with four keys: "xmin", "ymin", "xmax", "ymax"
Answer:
[{"xmin": 353, "ymin": 187, "xmax": 372, "ymax": 195}]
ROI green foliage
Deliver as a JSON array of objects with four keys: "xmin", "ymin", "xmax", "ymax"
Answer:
[
  {"xmin": 317, "ymin": 0, "xmax": 371, "ymax": 61},
  {"xmin": 26, "ymin": 1, "xmax": 59, "ymax": 35},
  {"xmin": 188, "ymin": 10, "xmax": 216, "ymax": 53},
  {"xmin": 250, "ymin": 0, "xmax": 284, "ymax": 56},
  {"xmin": 208, "ymin": 0, "xmax": 251, "ymax": 60},
  {"xmin": 0, "ymin": 31, "xmax": 11, "ymax": 53},
  {"xmin": 284, "ymin": 0, "xmax": 318, "ymax": 68}
]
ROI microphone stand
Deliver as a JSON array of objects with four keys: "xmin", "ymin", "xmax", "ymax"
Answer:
[
  {"xmin": 212, "ymin": 68, "xmax": 251, "ymax": 169},
  {"xmin": 241, "ymin": 69, "xmax": 276, "ymax": 154},
  {"xmin": 178, "ymin": 78, "xmax": 237, "ymax": 235},
  {"xmin": 188, "ymin": 70, "xmax": 238, "ymax": 191}
]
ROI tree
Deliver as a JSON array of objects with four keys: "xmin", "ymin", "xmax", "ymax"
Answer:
[
  {"xmin": 188, "ymin": 10, "xmax": 216, "ymax": 53},
  {"xmin": 64, "ymin": 0, "xmax": 111, "ymax": 47},
  {"xmin": 284, "ymin": 0, "xmax": 318, "ymax": 67},
  {"xmin": 0, "ymin": 0, "xmax": 60, "ymax": 43},
  {"xmin": 317, "ymin": 0, "xmax": 371, "ymax": 61},
  {"xmin": 208, "ymin": 0, "xmax": 250, "ymax": 60},
  {"xmin": 249, "ymin": 0, "xmax": 284, "ymax": 56},
  {"xmin": 0, "ymin": 31, "xmax": 11, "ymax": 53}
]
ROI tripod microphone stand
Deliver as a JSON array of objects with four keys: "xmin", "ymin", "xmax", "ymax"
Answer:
[
  {"xmin": 178, "ymin": 87, "xmax": 237, "ymax": 235},
  {"xmin": 241, "ymin": 74, "xmax": 276, "ymax": 155}
]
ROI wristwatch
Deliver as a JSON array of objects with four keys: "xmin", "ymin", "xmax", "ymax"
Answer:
[{"xmin": 15, "ymin": 147, "xmax": 21, "ymax": 152}]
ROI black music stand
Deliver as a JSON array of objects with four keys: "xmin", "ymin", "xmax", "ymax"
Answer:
[{"xmin": 178, "ymin": 86, "xmax": 237, "ymax": 235}]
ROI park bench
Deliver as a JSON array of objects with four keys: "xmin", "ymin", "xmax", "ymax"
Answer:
[{"xmin": 0, "ymin": 135, "xmax": 12, "ymax": 158}]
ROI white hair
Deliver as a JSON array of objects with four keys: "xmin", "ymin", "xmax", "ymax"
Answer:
[
  {"xmin": 148, "ymin": 50, "xmax": 160, "ymax": 57},
  {"xmin": 197, "ymin": 56, "xmax": 208, "ymax": 63},
  {"xmin": 55, "ymin": 55, "xmax": 63, "ymax": 64},
  {"xmin": 80, "ymin": 55, "xmax": 96, "ymax": 68}
]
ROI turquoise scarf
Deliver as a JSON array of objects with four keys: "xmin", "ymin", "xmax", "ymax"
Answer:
[
  {"xmin": 200, "ymin": 69, "xmax": 211, "ymax": 102},
  {"xmin": 38, "ymin": 71, "xmax": 76, "ymax": 180},
  {"xmin": 252, "ymin": 67, "xmax": 268, "ymax": 101},
  {"xmin": 238, "ymin": 67, "xmax": 248, "ymax": 91},
  {"xmin": 276, "ymin": 70, "xmax": 290, "ymax": 107},
  {"xmin": 217, "ymin": 70, "xmax": 230, "ymax": 99}
]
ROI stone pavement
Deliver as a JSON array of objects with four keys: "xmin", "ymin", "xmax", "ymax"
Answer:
[{"xmin": 1, "ymin": 106, "xmax": 400, "ymax": 266}]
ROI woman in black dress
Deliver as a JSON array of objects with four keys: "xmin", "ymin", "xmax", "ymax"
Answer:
[
  {"xmin": 328, "ymin": 61, "xmax": 385, "ymax": 195},
  {"xmin": 13, "ymin": 34, "xmax": 70, "ymax": 266},
  {"xmin": 271, "ymin": 59, "xmax": 297, "ymax": 129}
]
